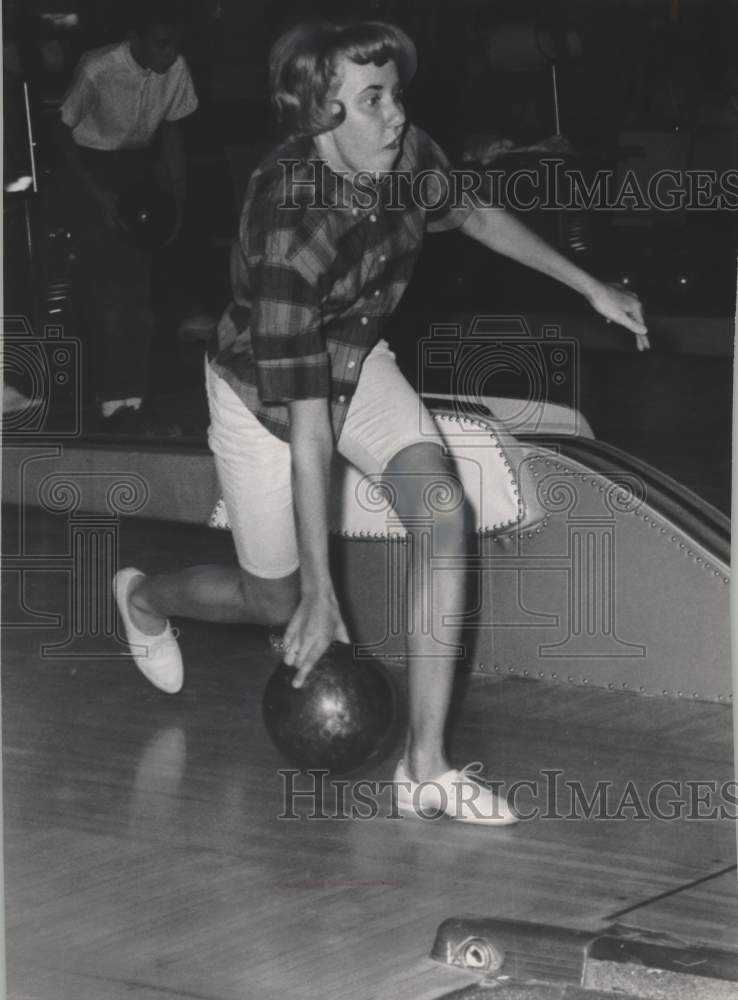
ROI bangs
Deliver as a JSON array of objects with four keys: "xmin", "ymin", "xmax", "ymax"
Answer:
[{"xmin": 327, "ymin": 22, "xmax": 417, "ymax": 85}]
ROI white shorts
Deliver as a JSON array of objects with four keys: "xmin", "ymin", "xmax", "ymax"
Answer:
[{"xmin": 205, "ymin": 340, "xmax": 442, "ymax": 577}]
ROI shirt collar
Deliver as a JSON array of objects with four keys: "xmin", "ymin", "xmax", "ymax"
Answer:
[
  {"xmin": 314, "ymin": 129, "xmax": 415, "ymax": 214},
  {"xmin": 122, "ymin": 40, "xmax": 153, "ymax": 78},
  {"xmin": 275, "ymin": 135, "xmax": 384, "ymax": 215}
]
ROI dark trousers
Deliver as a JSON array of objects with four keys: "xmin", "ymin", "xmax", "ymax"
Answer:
[{"xmin": 70, "ymin": 148, "xmax": 155, "ymax": 404}]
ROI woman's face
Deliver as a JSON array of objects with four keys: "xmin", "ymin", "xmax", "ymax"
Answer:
[{"xmin": 315, "ymin": 57, "xmax": 406, "ymax": 177}]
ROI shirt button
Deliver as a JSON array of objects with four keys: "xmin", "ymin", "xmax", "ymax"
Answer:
[
  {"xmin": 373, "ymin": 289, "xmax": 381, "ymax": 297},
  {"xmin": 338, "ymin": 394, "xmax": 347, "ymax": 403},
  {"xmin": 369, "ymin": 213, "xmax": 377, "ymax": 222},
  {"xmin": 352, "ymin": 208, "xmax": 359, "ymax": 217},
  {"xmin": 361, "ymin": 316, "xmax": 368, "ymax": 325},
  {"xmin": 379, "ymin": 254, "xmax": 386, "ymax": 262},
  {"xmin": 347, "ymin": 360, "xmax": 355, "ymax": 369}
]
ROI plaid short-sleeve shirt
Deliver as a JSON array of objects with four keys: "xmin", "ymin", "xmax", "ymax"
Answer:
[{"xmin": 208, "ymin": 124, "xmax": 472, "ymax": 442}]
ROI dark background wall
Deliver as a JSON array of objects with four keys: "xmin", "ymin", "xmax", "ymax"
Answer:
[{"xmin": 7, "ymin": 0, "xmax": 738, "ymax": 154}]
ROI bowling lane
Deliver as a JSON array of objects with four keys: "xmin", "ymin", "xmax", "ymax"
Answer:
[
  {"xmin": 614, "ymin": 869, "xmax": 738, "ymax": 952},
  {"xmin": 3, "ymin": 507, "xmax": 735, "ymax": 1000}
]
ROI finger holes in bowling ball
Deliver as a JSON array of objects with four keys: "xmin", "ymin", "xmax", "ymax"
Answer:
[
  {"xmin": 262, "ymin": 649, "xmax": 398, "ymax": 775},
  {"xmin": 117, "ymin": 179, "xmax": 177, "ymax": 250}
]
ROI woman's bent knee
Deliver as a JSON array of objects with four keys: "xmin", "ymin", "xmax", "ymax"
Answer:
[
  {"xmin": 239, "ymin": 568, "xmax": 300, "ymax": 626},
  {"xmin": 383, "ymin": 442, "xmax": 471, "ymax": 543}
]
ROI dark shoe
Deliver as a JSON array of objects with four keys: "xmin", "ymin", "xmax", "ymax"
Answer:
[
  {"xmin": 177, "ymin": 313, "xmax": 216, "ymax": 343},
  {"xmin": 139, "ymin": 406, "xmax": 182, "ymax": 438},
  {"xmin": 101, "ymin": 405, "xmax": 147, "ymax": 436},
  {"xmin": 102, "ymin": 405, "xmax": 181, "ymax": 438}
]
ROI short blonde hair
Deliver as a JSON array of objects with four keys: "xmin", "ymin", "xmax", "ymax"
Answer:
[{"xmin": 269, "ymin": 20, "xmax": 417, "ymax": 138}]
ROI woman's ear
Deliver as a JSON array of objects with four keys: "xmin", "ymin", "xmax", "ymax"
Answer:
[{"xmin": 330, "ymin": 99, "xmax": 346, "ymax": 128}]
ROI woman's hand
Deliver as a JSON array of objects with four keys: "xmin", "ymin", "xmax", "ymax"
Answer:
[
  {"xmin": 587, "ymin": 281, "xmax": 650, "ymax": 351},
  {"xmin": 459, "ymin": 209, "xmax": 651, "ymax": 353},
  {"xmin": 282, "ymin": 590, "xmax": 350, "ymax": 688}
]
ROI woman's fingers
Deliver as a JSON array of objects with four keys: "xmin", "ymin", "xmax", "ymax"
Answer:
[{"xmin": 291, "ymin": 635, "xmax": 329, "ymax": 688}]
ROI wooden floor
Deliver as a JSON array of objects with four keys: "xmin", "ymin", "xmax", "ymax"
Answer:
[
  {"xmin": 617, "ymin": 869, "xmax": 738, "ymax": 951},
  {"xmin": 3, "ymin": 508, "xmax": 736, "ymax": 1000}
]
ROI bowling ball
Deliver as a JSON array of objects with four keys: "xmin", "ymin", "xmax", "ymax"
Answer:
[
  {"xmin": 262, "ymin": 649, "xmax": 397, "ymax": 775},
  {"xmin": 117, "ymin": 179, "xmax": 176, "ymax": 250}
]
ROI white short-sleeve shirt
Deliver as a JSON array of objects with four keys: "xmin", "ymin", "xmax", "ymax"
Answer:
[{"xmin": 61, "ymin": 42, "xmax": 198, "ymax": 150}]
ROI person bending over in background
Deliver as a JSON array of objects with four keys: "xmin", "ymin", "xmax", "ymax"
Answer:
[{"xmin": 56, "ymin": 0, "xmax": 197, "ymax": 434}]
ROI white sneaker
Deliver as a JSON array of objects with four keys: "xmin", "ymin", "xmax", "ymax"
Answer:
[
  {"xmin": 113, "ymin": 568, "xmax": 183, "ymax": 694},
  {"xmin": 393, "ymin": 759, "xmax": 518, "ymax": 826}
]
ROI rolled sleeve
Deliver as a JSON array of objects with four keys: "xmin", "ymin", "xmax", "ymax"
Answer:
[
  {"xmin": 251, "ymin": 261, "xmax": 330, "ymax": 403},
  {"xmin": 60, "ymin": 58, "xmax": 95, "ymax": 130},
  {"xmin": 164, "ymin": 57, "xmax": 199, "ymax": 122}
]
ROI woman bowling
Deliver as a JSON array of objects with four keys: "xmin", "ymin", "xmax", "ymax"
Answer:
[{"xmin": 114, "ymin": 20, "xmax": 648, "ymax": 825}]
